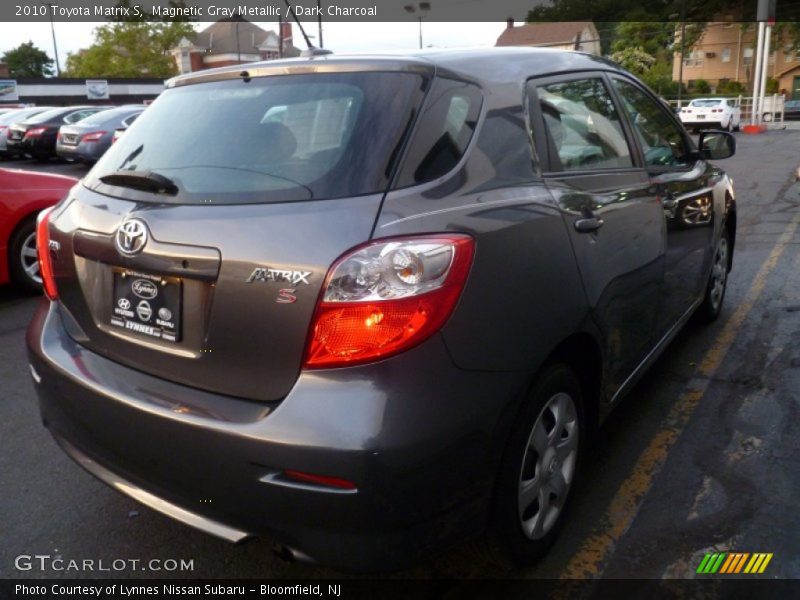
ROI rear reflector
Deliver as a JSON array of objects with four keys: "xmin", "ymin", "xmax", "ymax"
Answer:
[
  {"xmin": 36, "ymin": 208, "xmax": 58, "ymax": 300},
  {"xmin": 283, "ymin": 470, "xmax": 357, "ymax": 490}
]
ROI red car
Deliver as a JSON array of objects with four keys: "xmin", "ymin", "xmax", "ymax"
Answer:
[{"xmin": 0, "ymin": 168, "xmax": 76, "ymax": 292}]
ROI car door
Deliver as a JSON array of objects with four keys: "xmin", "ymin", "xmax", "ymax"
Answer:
[
  {"xmin": 527, "ymin": 73, "xmax": 665, "ymax": 396},
  {"xmin": 608, "ymin": 75, "xmax": 716, "ymax": 338}
]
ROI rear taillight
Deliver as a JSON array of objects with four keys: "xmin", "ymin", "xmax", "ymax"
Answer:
[
  {"xmin": 81, "ymin": 131, "xmax": 106, "ymax": 142},
  {"xmin": 36, "ymin": 208, "xmax": 58, "ymax": 300},
  {"xmin": 25, "ymin": 127, "xmax": 46, "ymax": 138},
  {"xmin": 303, "ymin": 235, "xmax": 474, "ymax": 368}
]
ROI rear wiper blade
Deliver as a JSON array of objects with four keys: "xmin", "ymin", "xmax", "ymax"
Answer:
[{"xmin": 99, "ymin": 170, "xmax": 178, "ymax": 195}]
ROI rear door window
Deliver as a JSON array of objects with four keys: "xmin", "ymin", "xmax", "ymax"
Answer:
[
  {"xmin": 531, "ymin": 77, "xmax": 633, "ymax": 173},
  {"xmin": 87, "ymin": 72, "xmax": 428, "ymax": 205}
]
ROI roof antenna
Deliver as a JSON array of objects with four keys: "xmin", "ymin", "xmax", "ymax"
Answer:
[{"xmin": 283, "ymin": 1, "xmax": 333, "ymax": 57}]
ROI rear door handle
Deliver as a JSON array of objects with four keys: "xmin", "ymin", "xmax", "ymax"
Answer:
[{"xmin": 574, "ymin": 216, "xmax": 604, "ymax": 233}]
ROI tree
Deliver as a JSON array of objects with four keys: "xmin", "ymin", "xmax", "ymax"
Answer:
[
  {"xmin": 2, "ymin": 42, "xmax": 54, "ymax": 77},
  {"xmin": 64, "ymin": 1, "xmax": 194, "ymax": 78},
  {"xmin": 609, "ymin": 46, "xmax": 656, "ymax": 77}
]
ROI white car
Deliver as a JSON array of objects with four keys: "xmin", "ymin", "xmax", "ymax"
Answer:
[{"xmin": 679, "ymin": 98, "xmax": 741, "ymax": 132}]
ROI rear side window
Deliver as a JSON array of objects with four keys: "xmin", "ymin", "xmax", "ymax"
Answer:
[
  {"xmin": 534, "ymin": 78, "xmax": 633, "ymax": 172},
  {"xmin": 87, "ymin": 72, "xmax": 428, "ymax": 205},
  {"xmin": 395, "ymin": 78, "xmax": 482, "ymax": 186}
]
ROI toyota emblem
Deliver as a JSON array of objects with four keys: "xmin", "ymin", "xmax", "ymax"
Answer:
[{"xmin": 115, "ymin": 219, "xmax": 148, "ymax": 256}]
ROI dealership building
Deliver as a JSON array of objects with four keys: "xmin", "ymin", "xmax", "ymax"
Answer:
[{"xmin": 0, "ymin": 77, "xmax": 165, "ymax": 107}]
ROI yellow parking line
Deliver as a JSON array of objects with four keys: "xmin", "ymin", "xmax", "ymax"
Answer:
[{"xmin": 560, "ymin": 213, "xmax": 800, "ymax": 579}]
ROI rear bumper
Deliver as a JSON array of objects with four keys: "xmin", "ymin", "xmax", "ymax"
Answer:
[
  {"xmin": 679, "ymin": 119, "xmax": 724, "ymax": 128},
  {"xmin": 8, "ymin": 135, "xmax": 55, "ymax": 157},
  {"xmin": 27, "ymin": 300, "xmax": 526, "ymax": 571},
  {"xmin": 56, "ymin": 141, "xmax": 106, "ymax": 162}
]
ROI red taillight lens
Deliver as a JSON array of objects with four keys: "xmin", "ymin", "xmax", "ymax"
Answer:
[
  {"xmin": 36, "ymin": 209, "xmax": 58, "ymax": 300},
  {"xmin": 81, "ymin": 131, "xmax": 106, "ymax": 142},
  {"xmin": 25, "ymin": 127, "xmax": 46, "ymax": 138},
  {"xmin": 304, "ymin": 235, "xmax": 474, "ymax": 369}
]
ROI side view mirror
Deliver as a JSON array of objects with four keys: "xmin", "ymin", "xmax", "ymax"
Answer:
[{"xmin": 698, "ymin": 131, "xmax": 736, "ymax": 160}]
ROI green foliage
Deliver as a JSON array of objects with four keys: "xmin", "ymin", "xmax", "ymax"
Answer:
[
  {"xmin": 609, "ymin": 46, "xmax": 656, "ymax": 76},
  {"xmin": 693, "ymin": 79, "xmax": 711, "ymax": 94},
  {"xmin": 765, "ymin": 77, "xmax": 779, "ymax": 94},
  {"xmin": 1, "ymin": 41, "xmax": 54, "ymax": 77},
  {"xmin": 640, "ymin": 60, "xmax": 681, "ymax": 96},
  {"xmin": 611, "ymin": 22, "xmax": 675, "ymax": 57},
  {"xmin": 716, "ymin": 80, "xmax": 746, "ymax": 95},
  {"xmin": 64, "ymin": 1, "xmax": 195, "ymax": 78}
]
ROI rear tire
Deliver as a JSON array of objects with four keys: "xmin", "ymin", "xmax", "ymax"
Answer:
[
  {"xmin": 695, "ymin": 230, "xmax": 730, "ymax": 324},
  {"xmin": 485, "ymin": 363, "xmax": 584, "ymax": 566}
]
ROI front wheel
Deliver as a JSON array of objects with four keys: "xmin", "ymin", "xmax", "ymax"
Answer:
[
  {"xmin": 8, "ymin": 218, "xmax": 43, "ymax": 294},
  {"xmin": 486, "ymin": 364, "xmax": 584, "ymax": 566},
  {"xmin": 695, "ymin": 231, "xmax": 730, "ymax": 323}
]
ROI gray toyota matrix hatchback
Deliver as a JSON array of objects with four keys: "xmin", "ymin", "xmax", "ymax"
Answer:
[{"xmin": 27, "ymin": 48, "xmax": 737, "ymax": 571}]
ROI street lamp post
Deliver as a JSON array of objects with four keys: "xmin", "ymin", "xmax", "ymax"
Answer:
[{"xmin": 403, "ymin": 2, "xmax": 431, "ymax": 49}]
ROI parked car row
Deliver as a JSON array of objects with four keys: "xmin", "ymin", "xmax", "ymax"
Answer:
[{"xmin": 0, "ymin": 104, "xmax": 145, "ymax": 163}]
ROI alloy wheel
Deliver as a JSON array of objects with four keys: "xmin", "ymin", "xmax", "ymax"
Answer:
[
  {"xmin": 709, "ymin": 237, "xmax": 728, "ymax": 311},
  {"xmin": 20, "ymin": 231, "xmax": 41, "ymax": 285}
]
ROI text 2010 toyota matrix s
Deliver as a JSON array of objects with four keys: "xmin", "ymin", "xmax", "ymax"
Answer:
[{"xmin": 27, "ymin": 48, "xmax": 737, "ymax": 571}]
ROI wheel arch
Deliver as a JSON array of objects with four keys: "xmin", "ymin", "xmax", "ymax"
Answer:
[
  {"xmin": 724, "ymin": 192, "xmax": 736, "ymax": 271},
  {"xmin": 543, "ymin": 331, "xmax": 604, "ymax": 435}
]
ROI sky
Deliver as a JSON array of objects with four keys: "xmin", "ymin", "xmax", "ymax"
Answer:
[{"xmin": 0, "ymin": 21, "xmax": 505, "ymax": 72}]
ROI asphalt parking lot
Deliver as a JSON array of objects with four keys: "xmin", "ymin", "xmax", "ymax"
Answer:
[{"xmin": 1, "ymin": 129, "xmax": 799, "ymax": 580}]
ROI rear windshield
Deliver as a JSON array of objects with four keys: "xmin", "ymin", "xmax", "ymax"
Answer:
[
  {"xmin": 25, "ymin": 107, "xmax": 76, "ymax": 124},
  {"xmin": 86, "ymin": 72, "xmax": 428, "ymax": 205},
  {"xmin": 0, "ymin": 108, "xmax": 50, "ymax": 125},
  {"xmin": 76, "ymin": 108, "xmax": 134, "ymax": 126},
  {"xmin": 690, "ymin": 100, "xmax": 722, "ymax": 107}
]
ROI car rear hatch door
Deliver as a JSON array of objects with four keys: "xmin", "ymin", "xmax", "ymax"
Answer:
[{"xmin": 49, "ymin": 63, "xmax": 431, "ymax": 402}]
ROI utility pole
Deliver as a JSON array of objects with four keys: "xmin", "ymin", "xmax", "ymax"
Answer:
[
  {"xmin": 317, "ymin": 0, "xmax": 323, "ymax": 48},
  {"xmin": 40, "ymin": 2, "xmax": 60, "ymax": 76},
  {"xmin": 752, "ymin": 0, "xmax": 776, "ymax": 125},
  {"xmin": 677, "ymin": 0, "xmax": 686, "ymax": 109}
]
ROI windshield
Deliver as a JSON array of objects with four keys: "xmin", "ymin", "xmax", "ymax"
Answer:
[
  {"xmin": 25, "ymin": 107, "xmax": 81, "ymax": 124},
  {"xmin": 87, "ymin": 72, "xmax": 428, "ymax": 205},
  {"xmin": 690, "ymin": 100, "xmax": 723, "ymax": 107}
]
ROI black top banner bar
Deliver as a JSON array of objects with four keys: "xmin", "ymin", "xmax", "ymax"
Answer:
[{"xmin": 3, "ymin": 0, "xmax": 799, "ymax": 23}]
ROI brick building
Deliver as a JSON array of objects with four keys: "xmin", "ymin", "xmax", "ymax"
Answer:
[
  {"xmin": 171, "ymin": 17, "xmax": 301, "ymax": 75},
  {"xmin": 496, "ymin": 20, "xmax": 601, "ymax": 55},
  {"xmin": 673, "ymin": 22, "xmax": 800, "ymax": 99}
]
